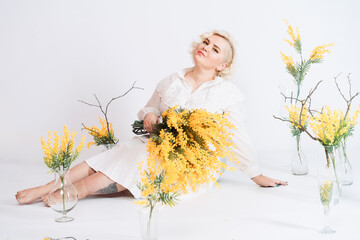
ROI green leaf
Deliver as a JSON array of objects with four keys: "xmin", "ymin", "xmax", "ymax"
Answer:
[{"xmin": 294, "ymin": 39, "xmax": 302, "ymax": 53}]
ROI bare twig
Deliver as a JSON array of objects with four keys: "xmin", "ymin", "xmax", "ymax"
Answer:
[
  {"xmin": 105, "ymin": 81, "xmax": 144, "ymax": 114},
  {"xmin": 79, "ymin": 81, "xmax": 144, "ymax": 144},
  {"xmin": 274, "ymin": 81, "xmax": 323, "ymax": 143},
  {"xmin": 81, "ymin": 123, "xmax": 101, "ymax": 137},
  {"xmin": 334, "ymin": 73, "xmax": 359, "ymax": 119},
  {"xmin": 273, "ymin": 115, "xmax": 318, "ymax": 141}
]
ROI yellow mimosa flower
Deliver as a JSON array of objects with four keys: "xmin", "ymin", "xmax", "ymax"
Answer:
[
  {"xmin": 76, "ymin": 135, "xmax": 86, "ymax": 153},
  {"xmin": 280, "ymin": 52, "xmax": 295, "ymax": 68},
  {"xmin": 41, "ymin": 125, "xmax": 84, "ymax": 172},
  {"xmin": 53, "ymin": 131, "xmax": 59, "ymax": 153},
  {"xmin": 139, "ymin": 106, "xmax": 237, "ymax": 206},
  {"xmin": 309, "ymin": 106, "xmax": 350, "ymax": 146},
  {"xmin": 310, "ymin": 43, "xmax": 335, "ymax": 60},
  {"xmin": 87, "ymin": 141, "xmax": 95, "ymax": 149}
]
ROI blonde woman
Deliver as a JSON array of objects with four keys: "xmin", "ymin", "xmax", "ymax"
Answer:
[{"xmin": 16, "ymin": 30, "xmax": 287, "ymax": 205}]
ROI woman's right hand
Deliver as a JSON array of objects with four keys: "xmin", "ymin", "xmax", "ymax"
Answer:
[{"xmin": 143, "ymin": 113, "xmax": 159, "ymax": 133}]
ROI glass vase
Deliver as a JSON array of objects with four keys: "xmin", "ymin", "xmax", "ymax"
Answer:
[
  {"xmin": 138, "ymin": 206, "xmax": 159, "ymax": 240},
  {"xmin": 338, "ymin": 140, "xmax": 353, "ymax": 186},
  {"xmin": 291, "ymin": 134, "xmax": 308, "ymax": 175},
  {"xmin": 317, "ymin": 157, "xmax": 336, "ymax": 234},
  {"xmin": 48, "ymin": 168, "xmax": 78, "ymax": 222},
  {"xmin": 323, "ymin": 147, "xmax": 342, "ymax": 206},
  {"xmin": 101, "ymin": 143, "xmax": 116, "ymax": 152}
]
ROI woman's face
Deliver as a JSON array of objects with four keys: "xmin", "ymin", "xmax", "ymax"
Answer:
[{"xmin": 193, "ymin": 34, "xmax": 229, "ymax": 72}]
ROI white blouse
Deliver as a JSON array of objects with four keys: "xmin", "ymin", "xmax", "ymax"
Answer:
[{"xmin": 137, "ymin": 68, "xmax": 261, "ymax": 178}]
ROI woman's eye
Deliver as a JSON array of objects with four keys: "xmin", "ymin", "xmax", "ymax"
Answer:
[
  {"xmin": 213, "ymin": 48, "xmax": 219, "ymax": 53},
  {"xmin": 203, "ymin": 40, "xmax": 209, "ymax": 45}
]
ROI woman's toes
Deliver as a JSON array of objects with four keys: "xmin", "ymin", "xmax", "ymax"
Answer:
[
  {"xmin": 15, "ymin": 191, "xmax": 28, "ymax": 204},
  {"xmin": 41, "ymin": 195, "xmax": 50, "ymax": 207}
]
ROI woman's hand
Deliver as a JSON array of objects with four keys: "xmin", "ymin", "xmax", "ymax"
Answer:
[
  {"xmin": 144, "ymin": 113, "xmax": 159, "ymax": 133},
  {"xmin": 251, "ymin": 174, "xmax": 288, "ymax": 187}
]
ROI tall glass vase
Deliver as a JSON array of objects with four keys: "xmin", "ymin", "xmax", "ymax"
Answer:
[
  {"xmin": 138, "ymin": 206, "xmax": 159, "ymax": 240},
  {"xmin": 48, "ymin": 168, "xmax": 78, "ymax": 222},
  {"xmin": 317, "ymin": 157, "xmax": 336, "ymax": 234},
  {"xmin": 323, "ymin": 147, "xmax": 342, "ymax": 206},
  {"xmin": 291, "ymin": 134, "xmax": 308, "ymax": 175},
  {"xmin": 338, "ymin": 139, "xmax": 353, "ymax": 186}
]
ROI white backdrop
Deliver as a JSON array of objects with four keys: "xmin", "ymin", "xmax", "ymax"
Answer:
[{"xmin": 0, "ymin": 0, "xmax": 359, "ymax": 167}]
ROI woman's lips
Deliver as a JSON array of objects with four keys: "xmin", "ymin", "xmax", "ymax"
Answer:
[{"xmin": 198, "ymin": 51, "xmax": 205, "ymax": 57}]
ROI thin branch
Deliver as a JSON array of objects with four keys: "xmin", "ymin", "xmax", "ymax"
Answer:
[
  {"xmin": 274, "ymin": 81, "xmax": 323, "ymax": 143},
  {"xmin": 334, "ymin": 73, "xmax": 347, "ymax": 103},
  {"xmin": 347, "ymin": 73, "xmax": 352, "ymax": 99},
  {"xmin": 105, "ymin": 81, "xmax": 144, "ymax": 115},
  {"xmin": 334, "ymin": 73, "xmax": 359, "ymax": 119},
  {"xmin": 81, "ymin": 123, "xmax": 101, "ymax": 137},
  {"xmin": 79, "ymin": 81, "xmax": 144, "ymax": 145},
  {"xmin": 78, "ymin": 100, "xmax": 100, "ymax": 108},
  {"xmin": 273, "ymin": 115, "xmax": 318, "ymax": 141},
  {"xmin": 280, "ymin": 92, "xmax": 300, "ymax": 103}
]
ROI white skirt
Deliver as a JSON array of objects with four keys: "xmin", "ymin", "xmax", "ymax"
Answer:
[
  {"xmin": 85, "ymin": 136, "xmax": 220, "ymax": 199},
  {"xmin": 85, "ymin": 136, "xmax": 149, "ymax": 198}
]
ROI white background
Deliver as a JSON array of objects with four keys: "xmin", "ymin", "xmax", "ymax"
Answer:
[
  {"xmin": 1, "ymin": 1, "xmax": 360, "ymax": 240},
  {"xmin": 1, "ymin": 0, "xmax": 359, "ymax": 165}
]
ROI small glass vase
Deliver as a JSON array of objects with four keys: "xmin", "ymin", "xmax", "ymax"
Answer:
[
  {"xmin": 317, "ymin": 157, "xmax": 336, "ymax": 234},
  {"xmin": 323, "ymin": 147, "xmax": 342, "ymax": 206},
  {"xmin": 138, "ymin": 206, "xmax": 159, "ymax": 240},
  {"xmin": 48, "ymin": 168, "xmax": 78, "ymax": 222},
  {"xmin": 338, "ymin": 140, "xmax": 353, "ymax": 186},
  {"xmin": 101, "ymin": 143, "xmax": 116, "ymax": 152},
  {"xmin": 291, "ymin": 134, "xmax": 308, "ymax": 175}
]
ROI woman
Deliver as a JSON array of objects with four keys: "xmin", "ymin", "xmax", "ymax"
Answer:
[{"xmin": 16, "ymin": 30, "xmax": 287, "ymax": 205}]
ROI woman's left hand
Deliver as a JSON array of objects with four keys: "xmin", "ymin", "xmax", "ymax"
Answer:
[{"xmin": 251, "ymin": 174, "xmax": 288, "ymax": 187}]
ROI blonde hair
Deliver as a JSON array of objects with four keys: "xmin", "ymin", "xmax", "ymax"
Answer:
[{"xmin": 191, "ymin": 30, "xmax": 236, "ymax": 79}]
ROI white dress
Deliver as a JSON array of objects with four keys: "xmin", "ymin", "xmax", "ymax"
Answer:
[{"xmin": 86, "ymin": 68, "xmax": 261, "ymax": 198}]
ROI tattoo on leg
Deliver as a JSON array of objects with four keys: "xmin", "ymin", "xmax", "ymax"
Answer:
[{"xmin": 96, "ymin": 183, "xmax": 118, "ymax": 194}]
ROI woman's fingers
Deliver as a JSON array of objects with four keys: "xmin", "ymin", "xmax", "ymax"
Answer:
[
  {"xmin": 251, "ymin": 175, "xmax": 288, "ymax": 187},
  {"xmin": 144, "ymin": 113, "xmax": 159, "ymax": 132}
]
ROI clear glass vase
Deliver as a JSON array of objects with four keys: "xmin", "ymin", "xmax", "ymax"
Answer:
[
  {"xmin": 317, "ymin": 156, "xmax": 336, "ymax": 234},
  {"xmin": 323, "ymin": 147, "xmax": 342, "ymax": 206},
  {"xmin": 338, "ymin": 140, "xmax": 353, "ymax": 186},
  {"xmin": 291, "ymin": 134, "xmax": 308, "ymax": 175},
  {"xmin": 101, "ymin": 143, "xmax": 116, "ymax": 152},
  {"xmin": 138, "ymin": 206, "xmax": 159, "ymax": 240},
  {"xmin": 48, "ymin": 168, "xmax": 78, "ymax": 222}
]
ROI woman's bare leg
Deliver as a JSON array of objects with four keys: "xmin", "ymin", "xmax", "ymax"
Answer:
[
  {"xmin": 16, "ymin": 162, "xmax": 95, "ymax": 204},
  {"xmin": 43, "ymin": 171, "xmax": 126, "ymax": 206}
]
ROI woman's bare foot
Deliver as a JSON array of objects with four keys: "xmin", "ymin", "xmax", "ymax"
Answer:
[
  {"xmin": 16, "ymin": 182, "xmax": 54, "ymax": 204},
  {"xmin": 41, "ymin": 194, "xmax": 50, "ymax": 207}
]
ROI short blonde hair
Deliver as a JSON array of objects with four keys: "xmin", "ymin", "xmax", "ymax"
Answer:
[{"xmin": 191, "ymin": 30, "xmax": 236, "ymax": 79}]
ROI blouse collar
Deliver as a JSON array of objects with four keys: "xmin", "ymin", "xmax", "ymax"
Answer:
[{"xmin": 177, "ymin": 68, "xmax": 224, "ymax": 87}]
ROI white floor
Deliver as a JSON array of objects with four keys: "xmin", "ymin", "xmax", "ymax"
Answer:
[{"xmin": 1, "ymin": 150, "xmax": 360, "ymax": 240}]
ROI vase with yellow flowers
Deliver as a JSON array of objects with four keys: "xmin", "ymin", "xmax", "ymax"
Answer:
[
  {"xmin": 334, "ymin": 74, "xmax": 360, "ymax": 186},
  {"xmin": 82, "ymin": 116, "xmax": 117, "ymax": 151},
  {"xmin": 40, "ymin": 125, "xmax": 85, "ymax": 222},
  {"xmin": 308, "ymin": 105, "xmax": 360, "ymax": 204},
  {"xmin": 280, "ymin": 20, "xmax": 334, "ymax": 175},
  {"xmin": 133, "ymin": 106, "xmax": 237, "ymax": 240},
  {"xmin": 285, "ymin": 103, "xmax": 309, "ymax": 175}
]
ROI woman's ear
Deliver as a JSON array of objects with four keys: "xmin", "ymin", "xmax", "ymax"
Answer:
[{"xmin": 216, "ymin": 62, "xmax": 228, "ymax": 72}]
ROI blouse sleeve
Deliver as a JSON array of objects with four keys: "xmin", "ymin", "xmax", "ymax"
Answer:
[
  {"xmin": 225, "ymin": 101, "xmax": 262, "ymax": 178},
  {"xmin": 137, "ymin": 88, "xmax": 161, "ymax": 120}
]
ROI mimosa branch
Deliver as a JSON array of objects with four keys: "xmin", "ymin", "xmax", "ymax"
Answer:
[
  {"xmin": 79, "ymin": 81, "xmax": 144, "ymax": 145},
  {"xmin": 274, "ymin": 80, "xmax": 323, "ymax": 142}
]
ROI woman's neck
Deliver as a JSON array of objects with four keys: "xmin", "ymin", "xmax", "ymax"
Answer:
[{"xmin": 186, "ymin": 66, "xmax": 216, "ymax": 84}]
